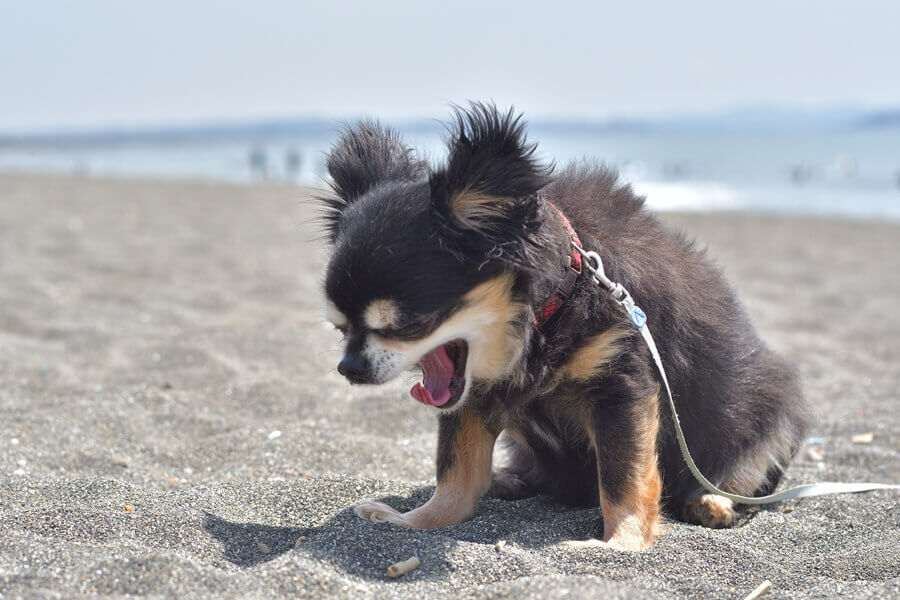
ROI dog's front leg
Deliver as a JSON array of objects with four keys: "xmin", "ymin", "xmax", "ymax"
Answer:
[
  {"xmin": 565, "ymin": 391, "xmax": 663, "ymax": 551},
  {"xmin": 355, "ymin": 407, "xmax": 497, "ymax": 529}
]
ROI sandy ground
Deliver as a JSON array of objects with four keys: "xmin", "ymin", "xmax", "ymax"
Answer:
[{"xmin": 0, "ymin": 173, "xmax": 897, "ymax": 599}]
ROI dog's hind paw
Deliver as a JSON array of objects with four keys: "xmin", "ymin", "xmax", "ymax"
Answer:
[
  {"xmin": 353, "ymin": 500, "xmax": 409, "ymax": 526},
  {"xmin": 488, "ymin": 469, "xmax": 536, "ymax": 501},
  {"xmin": 683, "ymin": 494, "xmax": 736, "ymax": 529}
]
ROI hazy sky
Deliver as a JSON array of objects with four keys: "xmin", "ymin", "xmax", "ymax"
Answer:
[{"xmin": 2, "ymin": 0, "xmax": 898, "ymax": 132}]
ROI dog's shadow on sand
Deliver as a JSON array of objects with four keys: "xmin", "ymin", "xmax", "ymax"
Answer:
[
  {"xmin": 202, "ymin": 485, "xmax": 604, "ymax": 578},
  {"xmin": 203, "ymin": 513, "xmax": 313, "ymax": 567},
  {"xmin": 202, "ymin": 486, "xmax": 778, "ymax": 578}
]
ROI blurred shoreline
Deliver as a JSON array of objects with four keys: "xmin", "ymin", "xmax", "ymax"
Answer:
[
  {"xmin": 2, "ymin": 148, "xmax": 898, "ymax": 223},
  {"xmin": 2, "ymin": 109, "xmax": 899, "ymax": 222}
]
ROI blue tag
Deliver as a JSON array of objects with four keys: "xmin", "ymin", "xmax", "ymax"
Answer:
[{"xmin": 629, "ymin": 305, "xmax": 647, "ymax": 328}]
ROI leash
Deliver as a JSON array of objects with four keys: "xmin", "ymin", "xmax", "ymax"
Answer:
[{"xmin": 571, "ymin": 241, "xmax": 900, "ymax": 505}]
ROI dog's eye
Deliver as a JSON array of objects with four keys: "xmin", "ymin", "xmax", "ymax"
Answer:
[
  {"xmin": 375, "ymin": 322, "xmax": 427, "ymax": 341},
  {"xmin": 374, "ymin": 311, "xmax": 445, "ymax": 341},
  {"xmin": 374, "ymin": 327, "xmax": 402, "ymax": 340},
  {"xmin": 333, "ymin": 323, "xmax": 348, "ymax": 335}
]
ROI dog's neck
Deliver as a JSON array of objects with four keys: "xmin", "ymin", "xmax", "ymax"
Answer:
[{"xmin": 532, "ymin": 199, "xmax": 583, "ymax": 330}]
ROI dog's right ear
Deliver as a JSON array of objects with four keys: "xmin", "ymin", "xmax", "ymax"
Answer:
[
  {"xmin": 320, "ymin": 121, "xmax": 426, "ymax": 241},
  {"xmin": 428, "ymin": 103, "xmax": 552, "ymax": 267}
]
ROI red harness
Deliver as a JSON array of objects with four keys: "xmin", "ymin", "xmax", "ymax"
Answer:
[{"xmin": 533, "ymin": 202, "xmax": 583, "ymax": 329}]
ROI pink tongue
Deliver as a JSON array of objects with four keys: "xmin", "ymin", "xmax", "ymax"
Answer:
[{"xmin": 410, "ymin": 344, "xmax": 454, "ymax": 407}]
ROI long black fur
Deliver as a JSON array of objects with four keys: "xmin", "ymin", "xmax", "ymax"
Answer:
[
  {"xmin": 430, "ymin": 103, "xmax": 555, "ymax": 270},
  {"xmin": 321, "ymin": 120, "xmax": 427, "ymax": 242},
  {"xmin": 320, "ymin": 103, "xmax": 810, "ymax": 521}
]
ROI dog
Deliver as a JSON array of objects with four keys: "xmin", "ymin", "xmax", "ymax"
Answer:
[{"xmin": 318, "ymin": 103, "xmax": 810, "ymax": 550}]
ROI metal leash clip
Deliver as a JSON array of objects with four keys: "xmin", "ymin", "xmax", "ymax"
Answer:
[{"xmin": 572, "ymin": 241, "xmax": 647, "ymax": 328}]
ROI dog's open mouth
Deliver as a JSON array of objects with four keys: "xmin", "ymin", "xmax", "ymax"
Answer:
[{"xmin": 410, "ymin": 340, "xmax": 468, "ymax": 409}]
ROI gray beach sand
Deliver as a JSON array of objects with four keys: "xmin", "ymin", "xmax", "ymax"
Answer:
[{"xmin": 0, "ymin": 173, "xmax": 897, "ymax": 599}]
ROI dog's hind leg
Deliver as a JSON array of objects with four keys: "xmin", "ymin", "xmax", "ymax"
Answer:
[
  {"xmin": 355, "ymin": 406, "xmax": 497, "ymax": 529},
  {"xmin": 487, "ymin": 430, "xmax": 543, "ymax": 500},
  {"xmin": 682, "ymin": 413, "xmax": 802, "ymax": 528}
]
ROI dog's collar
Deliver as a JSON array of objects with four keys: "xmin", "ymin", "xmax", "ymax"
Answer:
[{"xmin": 533, "ymin": 200, "xmax": 582, "ymax": 329}]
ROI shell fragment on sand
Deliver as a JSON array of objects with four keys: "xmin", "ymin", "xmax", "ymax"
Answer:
[
  {"xmin": 742, "ymin": 580, "xmax": 772, "ymax": 600},
  {"xmin": 387, "ymin": 556, "xmax": 420, "ymax": 578}
]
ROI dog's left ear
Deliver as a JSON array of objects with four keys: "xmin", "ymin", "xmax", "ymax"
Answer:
[
  {"xmin": 429, "ymin": 103, "xmax": 552, "ymax": 266},
  {"xmin": 320, "ymin": 121, "xmax": 427, "ymax": 242}
]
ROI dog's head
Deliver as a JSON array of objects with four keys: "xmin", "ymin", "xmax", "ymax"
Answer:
[{"xmin": 320, "ymin": 104, "xmax": 552, "ymax": 411}]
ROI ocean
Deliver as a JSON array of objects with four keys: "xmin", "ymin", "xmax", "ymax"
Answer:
[{"xmin": 1, "ymin": 127, "xmax": 898, "ymax": 221}]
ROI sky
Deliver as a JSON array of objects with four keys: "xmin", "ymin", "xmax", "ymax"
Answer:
[{"xmin": 1, "ymin": 0, "xmax": 899, "ymax": 133}]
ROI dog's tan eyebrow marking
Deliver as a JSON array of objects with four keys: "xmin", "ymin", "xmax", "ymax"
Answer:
[
  {"xmin": 325, "ymin": 299, "xmax": 349, "ymax": 329},
  {"xmin": 364, "ymin": 298, "xmax": 403, "ymax": 331}
]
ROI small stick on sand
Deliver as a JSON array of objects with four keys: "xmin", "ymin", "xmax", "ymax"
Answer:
[
  {"xmin": 387, "ymin": 556, "xmax": 420, "ymax": 578},
  {"xmin": 742, "ymin": 580, "xmax": 772, "ymax": 600}
]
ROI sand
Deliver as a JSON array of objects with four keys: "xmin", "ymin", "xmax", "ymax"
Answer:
[{"xmin": 0, "ymin": 173, "xmax": 897, "ymax": 599}]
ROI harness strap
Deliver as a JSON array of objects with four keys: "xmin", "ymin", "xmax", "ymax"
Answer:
[{"xmin": 572, "ymin": 241, "xmax": 900, "ymax": 505}]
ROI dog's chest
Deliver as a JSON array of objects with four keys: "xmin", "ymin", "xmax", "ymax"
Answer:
[{"xmin": 502, "ymin": 386, "xmax": 593, "ymax": 453}]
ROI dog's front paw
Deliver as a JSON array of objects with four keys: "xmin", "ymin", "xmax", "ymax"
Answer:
[{"xmin": 353, "ymin": 500, "xmax": 409, "ymax": 526}]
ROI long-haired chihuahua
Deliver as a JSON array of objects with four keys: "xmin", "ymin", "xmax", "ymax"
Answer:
[{"xmin": 318, "ymin": 103, "xmax": 809, "ymax": 550}]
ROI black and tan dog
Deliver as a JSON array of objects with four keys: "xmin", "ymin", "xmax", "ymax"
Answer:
[{"xmin": 319, "ymin": 104, "xmax": 810, "ymax": 550}]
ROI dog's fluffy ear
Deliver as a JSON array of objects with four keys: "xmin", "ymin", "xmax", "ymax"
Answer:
[
  {"xmin": 320, "ymin": 121, "xmax": 426, "ymax": 240},
  {"xmin": 429, "ymin": 103, "xmax": 552, "ymax": 267}
]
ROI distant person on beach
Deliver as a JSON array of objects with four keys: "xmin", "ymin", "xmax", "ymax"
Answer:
[
  {"xmin": 249, "ymin": 146, "xmax": 268, "ymax": 180},
  {"xmin": 284, "ymin": 147, "xmax": 302, "ymax": 180}
]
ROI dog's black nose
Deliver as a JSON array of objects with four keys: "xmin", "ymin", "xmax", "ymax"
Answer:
[{"xmin": 337, "ymin": 353, "xmax": 371, "ymax": 383}]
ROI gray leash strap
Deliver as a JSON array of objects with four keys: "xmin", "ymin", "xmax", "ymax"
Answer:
[{"xmin": 572, "ymin": 242, "xmax": 900, "ymax": 505}]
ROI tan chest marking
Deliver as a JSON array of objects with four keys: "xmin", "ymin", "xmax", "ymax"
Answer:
[{"xmin": 557, "ymin": 327, "xmax": 629, "ymax": 382}]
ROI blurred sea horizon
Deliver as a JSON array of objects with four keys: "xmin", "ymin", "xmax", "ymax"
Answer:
[{"xmin": 2, "ymin": 106, "xmax": 899, "ymax": 221}]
